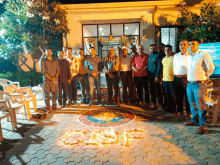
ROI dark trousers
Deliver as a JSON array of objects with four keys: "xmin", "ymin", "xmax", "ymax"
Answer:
[
  {"xmin": 149, "ymin": 77, "xmax": 163, "ymax": 105},
  {"xmin": 68, "ymin": 75, "xmax": 78, "ymax": 102},
  {"xmin": 134, "ymin": 75, "xmax": 149, "ymax": 103},
  {"xmin": 58, "ymin": 80, "xmax": 68, "ymax": 106},
  {"xmin": 163, "ymin": 81, "xmax": 175, "ymax": 112},
  {"xmin": 106, "ymin": 72, "xmax": 119, "ymax": 102},
  {"xmin": 174, "ymin": 76, "xmax": 190, "ymax": 113},
  {"xmin": 78, "ymin": 74, "xmax": 89, "ymax": 100},
  {"xmin": 121, "ymin": 71, "xmax": 133, "ymax": 104},
  {"xmin": 43, "ymin": 80, "xmax": 58, "ymax": 109}
]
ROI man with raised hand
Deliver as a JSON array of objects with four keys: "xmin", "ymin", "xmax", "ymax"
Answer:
[
  {"xmin": 185, "ymin": 38, "xmax": 215, "ymax": 134},
  {"xmin": 41, "ymin": 47, "xmax": 60, "ymax": 112},
  {"xmin": 67, "ymin": 48, "xmax": 79, "ymax": 105},
  {"xmin": 84, "ymin": 47, "xmax": 102, "ymax": 106},
  {"xmin": 173, "ymin": 39, "xmax": 191, "ymax": 116},
  {"xmin": 119, "ymin": 46, "xmax": 133, "ymax": 105}
]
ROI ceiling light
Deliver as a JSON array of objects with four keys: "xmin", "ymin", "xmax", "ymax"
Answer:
[
  {"xmin": 100, "ymin": 28, "xmax": 103, "ymax": 30},
  {"xmin": 125, "ymin": 27, "xmax": 128, "ymax": 30},
  {"xmin": 102, "ymin": 33, "xmax": 104, "ymax": 35}
]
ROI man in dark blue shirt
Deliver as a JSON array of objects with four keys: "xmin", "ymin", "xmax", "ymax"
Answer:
[{"xmin": 148, "ymin": 44, "xmax": 163, "ymax": 108}]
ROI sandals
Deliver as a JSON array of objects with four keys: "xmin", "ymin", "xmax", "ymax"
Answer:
[
  {"xmin": 184, "ymin": 121, "xmax": 198, "ymax": 126},
  {"xmin": 195, "ymin": 127, "xmax": 209, "ymax": 134}
]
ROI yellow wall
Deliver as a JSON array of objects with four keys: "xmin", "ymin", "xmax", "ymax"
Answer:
[{"xmin": 62, "ymin": 0, "xmax": 212, "ymax": 54}]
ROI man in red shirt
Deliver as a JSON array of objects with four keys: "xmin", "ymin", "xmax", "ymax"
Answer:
[{"xmin": 132, "ymin": 45, "xmax": 149, "ymax": 106}]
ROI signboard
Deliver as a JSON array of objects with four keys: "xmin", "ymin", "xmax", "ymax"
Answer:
[{"xmin": 199, "ymin": 42, "xmax": 220, "ymax": 77}]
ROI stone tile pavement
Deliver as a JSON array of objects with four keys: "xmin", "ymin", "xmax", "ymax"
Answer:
[{"xmin": 0, "ymin": 98, "xmax": 220, "ymax": 165}]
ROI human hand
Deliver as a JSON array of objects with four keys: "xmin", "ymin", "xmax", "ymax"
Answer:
[
  {"xmin": 51, "ymin": 77, "xmax": 57, "ymax": 82},
  {"xmin": 67, "ymin": 79, "xmax": 71, "ymax": 84},
  {"xmin": 155, "ymin": 77, "xmax": 159, "ymax": 83},
  {"xmin": 92, "ymin": 72, "xmax": 97, "ymax": 77}
]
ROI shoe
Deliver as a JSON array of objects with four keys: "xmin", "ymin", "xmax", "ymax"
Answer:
[
  {"xmin": 52, "ymin": 107, "xmax": 61, "ymax": 110},
  {"xmin": 106, "ymin": 102, "xmax": 112, "ymax": 105},
  {"xmin": 72, "ymin": 101, "xmax": 77, "ymax": 105},
  {"xmin": 186, "ymin": 112, "xmax": 191, "ymax": 117},
  {"xmin": 97, "ymin": 101, "xmax": 102, "ymax": 105},
  {"xmin": 184, "ymin": 121, "xmax": 199, "ymax": 126},
  {"xmin": 68, "ymin": 101, "xmax": 72, "ymax": 105},
  {"xmin": 149, "ymin": 104, "xmax": 156, "ymax": 108},
  {"xmin": 81, "ymin": 99, "xmax": 86, "ymax": 104},
  {"xmin": 62, "ymin": 105, "xmax": 66, "ymax": 108},
  {"xmin": 89, "ymin": 103, "xmax": 94, "ymax": 106},
  {"xmin": 139, "ymin": 102, "xmax": 144, "ymax": 106},
  {"xmin": 195, "ymin": 126, "xmax": 209, "ymax": 134}
]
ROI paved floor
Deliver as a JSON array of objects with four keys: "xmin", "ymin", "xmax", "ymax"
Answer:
[{"xmin": 0, "ymin": 98, "xmax": 220, "ymax": 165}]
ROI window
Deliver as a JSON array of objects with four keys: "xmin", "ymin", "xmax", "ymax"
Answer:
[
  {"xmin": 82, "ymin": 22, "xmax": 140, "ymax": 59},
  {"xmin": 161, "ymin": 27, "xmax": 178, "ymax": 53}
]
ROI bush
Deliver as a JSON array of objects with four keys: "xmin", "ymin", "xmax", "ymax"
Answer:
[{"xmin": 0, "ymin": 71, "xmax": 43, "ymax": 88}]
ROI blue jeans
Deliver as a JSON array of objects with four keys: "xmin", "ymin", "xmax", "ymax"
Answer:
[
  {"xmin": 88, "ymin": 74, "xmax": 101, "ymax": 103},
  {"xmin": 186, "ymin": 82, "xmax": 207, "ymax": 127}
]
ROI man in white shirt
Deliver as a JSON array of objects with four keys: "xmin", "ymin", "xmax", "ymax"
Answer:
[
  {"xmin": 119, "ymin": 46, "xmax": 133, "ymax": 104},
  {"xmin": 185, "ymin": 39, "xmax": 215, "ymax": 134},
  {"xmin": 66, "ymin": 48, "xmax": 79, "ymax": 105},
  {"xmin": 173, "ymin": 39, "xmax": 190, "ymax": 116}
]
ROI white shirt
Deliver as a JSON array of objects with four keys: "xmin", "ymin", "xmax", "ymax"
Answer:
[
  {"xmin": 173, "ymin": 51, "xmax": 189, "ymax": 75},
  {"xmin": 119, "ymin": 55, "xmax": 132, "ymax": 71},
  {"xmin": 66, "ymin": 55, "xmax": 79, "ymax": 77},
  {"xmin": 187, "ymin": 49, "xmax": 215, "ymax": 81}
]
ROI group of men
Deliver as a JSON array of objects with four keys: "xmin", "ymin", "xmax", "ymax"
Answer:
[{"xmin": 41, "ymin": 38, "xmax": 215, "ymax": 134}]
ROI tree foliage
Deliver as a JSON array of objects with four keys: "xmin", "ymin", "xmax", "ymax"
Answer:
[
  {"xmin": 177, "ymin": 2, "xmax": 220, "ymax": 43},
  {"xmin": 0, "ymin": 0, "xmax": 69, "ymax": 60}
]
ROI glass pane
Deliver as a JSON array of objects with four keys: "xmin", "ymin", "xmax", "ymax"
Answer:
[
  {"xmin": 161, "ymin": 28, "xmax": 169, "ymax": 45},
  {"xmin": 83, "ymin": 25, "xmax": 97, "ymax": 37},
  {"xmin": 124, "ymin": 23, "xmax": 139, "ymax": 35},
  {"xmin": 112, "ymin": 24, "xmax": 123, "ymax": 36},
  {"xmin": 83, "ymin": 37, "xmax": 98, "ymax": 55},
  {"xmin": 98, "ymin": 24, "xmax": 110, "ymax": 37}
]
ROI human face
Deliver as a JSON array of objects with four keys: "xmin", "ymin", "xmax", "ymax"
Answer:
[
  {"xmin": 165, "ymin": 47, "xmax": 172, "ymax": 57},
  {"xmin": 179, "ymin": 40, "xmax": 189, "ymax": 54},
  {"xmin": 46, "ymin": 49, "xmax": 53, "ymax": 57},
  {"xmin": 131, "ymin": 47, "xmax": 137, "ymax": 54},
  {"xmin": 79, "ymin": 49, "xmax": 84, "ymax": 57},
  {"xmin": 122, "ymin": 48, "xmax": 128, "ymax": 56},
  {"xmin": 58, "ymin": 51, "xmax": 64, "ymax": 60},
  {"xmin": 189, "ymin": 41, "xmax": 199, "ymax": 53},
  {"xmin": 138, "ymin": 46, "xmax": 144, "ymax": 55},
  {"xmin": 150, "ymin": 46, "xmax": 156, "ymax": 54},
  {"xmin": 90, "ymin": 48, "xmax": 96, "ymax": 58},
  {"xmin": 158, "ymin": 45, "xmax": 164, "ymax": 53},
  {"xmin": 68, "ymin": 49, "xmax": 72, "ymax": 57},
  {"xmin": 109, "ymin": 47, "xmax": 115, "ymax": 57}
]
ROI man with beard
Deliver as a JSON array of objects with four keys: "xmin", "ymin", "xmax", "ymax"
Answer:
[
  {"xmin": 148, "ymin": 44, "xmax": 163, "ymax": 108},
  {"xmin": 41, "ymin": 47, "xmax": 60, "ymax": 111}
]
